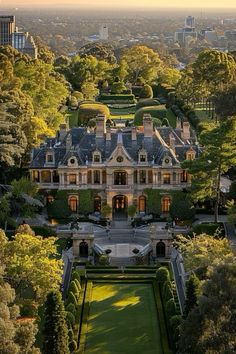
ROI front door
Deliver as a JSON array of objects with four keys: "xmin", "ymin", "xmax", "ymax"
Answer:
[{"xmin": 113, "ymin": 195, "xmax": 127, "ymax": 220}]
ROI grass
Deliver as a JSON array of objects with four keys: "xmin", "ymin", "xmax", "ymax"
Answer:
[{"xmin": 84, "ymin": 282, "xmax": 164, "ymax": 354}]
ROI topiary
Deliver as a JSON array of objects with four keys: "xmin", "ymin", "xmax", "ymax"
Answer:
[
  {"xmin": 134, "ymin": 105, "xmax": 167, "ymax": 126},
  {"xmin": 78, "ymin": 102, "xmax": 110, "ymax": 123},
  {"xmin": 152, "ymin": 118, "xmax": 162, "ymax": 128},
  {"xmin": 139, "ymin": 84, "xmax": 153, "ymax": 99},
  {"xmin": 69, "ymin": 281, "xmax": 80, "ymax": 297},
  {"xmin": 73, "ymin": 278, "xmax": 81, "ymax": 291},
  {"xmin": 66, "ymin": 303, "xmax": 76, "ymax": 315},
  {"xmin": 162, "ymin": 280, "xmax": 174, "ymax": 301},
  {"xmin": 156, "ymin": 267, "xmax": 170, "ymax": 284},
  {"xmin": 69, "ymin": 340, "xmax": 77, "ymax": 352},
  {"xmin": 71, "ymin": 270, "xmax": 81, "ymax": 282},
  {"xmin": 66, "ymin": 311, "xmax": 75, "ymax": 326},
  {"xmin": 67, "ymin": 291, "xmax": 78, "ymax": 306},
  {"xmin": 165, "ymin": 298, "xmax": 176, "ymax": 319},
  {"xmin": 136, "ymin": 98, "xmax": 160, "ymax": 110},
  {"xmin": 68, "ymin": 328, "xmax": 74, "ymax": 342}
]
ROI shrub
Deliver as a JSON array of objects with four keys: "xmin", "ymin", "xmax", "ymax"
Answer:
[
  {"xmin": 15, "ymin": 223, "xmax": 35, "ymax": 236},
  {"xmin": 162, "ymin": 280, "xmax": 174, "ymax": 301},
  {"xmin": 99, "ymin": 94, "xmax": 136, "ymax": 104},
  {"xmin": 68, "ymin": 329, "xmax": 74, "ymax": 342},
  {"xmin": 69, "ymin": 340, "xmax": 77, "ymax": 352},
  {"xmin": 71, "ymin": 270, "xmax": 81, "ymax": 282},
  {"xmin": 47, "ymin": 199, "xmax": 71, "ymax": 220},
  {"xmin": 170, "ymin": 315, "xmax": 182, "ymax": 342},
  {"xmin": 156, "ymin": 267, "xmax": 170, "ymax": 283},
  {"xmin": 136, "ymin": 98, "xmax": 160, "ymax": 110},
  {"xmin": 69, "ymin": 281, "xmax": 80, "ymax": 297},
  {"xmin": 192, "ymin": 223, "xmax": 224, "ymax": 237},
  {"xmin": 66, "ymin": 303, "xmax": 76, "ymax": 315},
  {"xmin": 134, "ymin": 105, "xmax": 167, "ymax": 126},
  {"xmin": 32, "ymin": 226, "xmax": 57, "ymax": 237},
  {"xmin": 78, "ymin": 102, "xmax": 110, "ymax": 123},
  {"xmin": 139, "ymin": 84, "xmax": 153, "ymax": 99},
  {"xmin": 170, "ymin": 200, "xmax": 195, "ymax": 221},
  {"xmin": 67, "ymin": 291, "xmax": 78, "ymax": 306},
  {"xmin": 165, "ymin": 298, "xmax": 176, "ymax": 318},
  {"xmin": 153, "ymin": 118, "xmax": 162, "ymax": 127},
  {"xmin": 66, "ymin": 311, "xmax": 75, "ymax": 326},
  {"xmin": 111, "ymin": 81, "xmax": 126, "ymax": 94},
  {"xmin": 73, "ymin": 278, "xmax": 81, "ymax": 291}
]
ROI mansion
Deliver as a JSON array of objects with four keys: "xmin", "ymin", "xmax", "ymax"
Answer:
[{"xmin": 30, "ymin": 114, "xmax": 199, "ymax": 217}]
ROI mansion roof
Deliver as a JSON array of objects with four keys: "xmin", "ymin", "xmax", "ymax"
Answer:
[{"xmin": 30, "ymin": 121, "xmax": 199, "ymax": 169}]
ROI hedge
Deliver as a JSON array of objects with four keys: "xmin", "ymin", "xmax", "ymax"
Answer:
[
  {"xmin": 78, "ymin": 102, "xmax": 110, "ymax": 123},
  {"xmin": 144, "ymin": 189, "xmax": 187, "ymax": 215},
  {"xmin": 32, "ymin": 226, "xmax": 57, "ymax": 238},
  {"xmin": 136, "ymin": 98, "xmax": 160, "ymax": 110},
  {"xmin": 99, "ymin": 93, "xmax": 136, "ymax": 104},
  {"xmin": 134, "ymin": 105, "xmax": 167, "ymax": 126},
  {"xmin": 192, "ymin": 222, "xmax": 225, "ymax": 237}
]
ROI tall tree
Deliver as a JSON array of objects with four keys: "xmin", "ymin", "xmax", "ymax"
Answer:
[
  {"xmin": 182, "ymin": 118, "xmax": 236, "ymax": 222},
  {"xmin": 184, "ymin": 274, "xmax": 200, "ymax": 317},
  {"xmin": 121, "ymin": 45, "xmax": 163, "ymax": 84},
  {"xmin": 178, "ymin": 260, "xmax": 236, "ymax": 354},
  {"xmin": 42, "ymin": 291, "xmax": 69, "ymax": 354}
]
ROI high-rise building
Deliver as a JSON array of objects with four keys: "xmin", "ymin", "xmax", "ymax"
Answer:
[
  {"xmin": 12, "ymin": 31, "xmax": 38, "ymax": 59},
  {"xmin": 0, "ymin": 15, "xmax": 16, "ymax": 45},
  {"xmin": 99, "ymin": 24, "xmax": 108, "ymax": 41},
  {"xmin": 185, "ymin": 16, "xmax": 195, "ymax": 29}
]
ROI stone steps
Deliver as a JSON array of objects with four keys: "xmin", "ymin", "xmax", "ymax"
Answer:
[{"xmin": 110, "ymin": 257, "xmax": 136, "ymax": 267}]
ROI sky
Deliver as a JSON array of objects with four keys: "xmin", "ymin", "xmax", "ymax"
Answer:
[{"xmin": 1, "ymin": 0, "xmax": 236, "ymax": 8}]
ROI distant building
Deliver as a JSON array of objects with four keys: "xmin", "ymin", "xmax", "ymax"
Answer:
[
  {"xmin": 205, "ymin": 30, "xmax": 218, "ymax": 43},
  {"xmin": 0, "ymin": 15, "xmax": 16, "ymax": 45},
  {"xmin": 225, "ymin": 29, "xmax": 236, "ymax": 41},
  {"xmin": 174, "ymin": 28, "xmax": 197, "ymax": 46},
  {"xmin": 99, "ymin": 24, "xmax": 108, "ymax": 41},
  {"xmin": 185, "ymin": 16, "xmax": 195, "ymax": 29},
  {"xmin": 0, "ymin": 15, "xmax": 37, "ymax": 59}
]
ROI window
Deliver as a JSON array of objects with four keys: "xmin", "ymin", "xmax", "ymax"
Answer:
[
  {"xmin": 163, "ymin": 173, "xmax": 171, "ymax": 184},
  {"xmin": 114, "ymin": 171, "xmax": 127, "ymax": 185},
  {"xmin": 69, "ymin": 174, "xmax": 76, "ymax": 185},
  {"xmin": 186, "ymin": 152, "xmax": 195, "ymax": 160},
  {"xmin": 69, "ymin": 196, "xmax": 78, "ymax": 212},
  {"xmin": 41, "ymin": 171, "xmax": 51, "ymax": 183},
  {"xmin": 148, "ymin": 170, "xmax": 153, "ymax": 184},
  {"xmin": 139, "ymin": 154, "xmax": 147, "ymax": 162},
  {"xmin": 139, "ymin": 196, "xmax": 146, "ymax": 213},
  {"xmin": 134, "ymin": 170, "xmax": 138, "ymax": 184},
  {"xmin": 102, "ymin": 170, "xmax": 106, "ymax": 184},
  {"xmin": 70, "ymin": 158, "xmax": 76, "ymax": 164},
  {"xmin": 87, "ymin": 171, "xmax": 92, "ymax": 184},
  {"xmin": 162, "ymin": 197, "xmax": 171, "ymax": 213},
  {"xmin": 46, "ymin": 154, "xmax": 53, "ymax": 163},
  {"xmin": 139, "ymin": 170, "xmax": 146, "ymax": 184},
  {"xmin": 94, "ymin": 170, "xmax": 100, "ymax": 184},
  {"xmin": 181, "ymin": 170, "xmax": 188, "ymax": 183},
  {"xmin": 32, "ymin": 170, "xmax": 39, "ymax": 182},
  {"xmin": 117, "ymin": 156, "xmax": 123, "ymax": 163},
  {"xmin": 93, "ymin": 154, "xmax": 101, "ymax": 163}
]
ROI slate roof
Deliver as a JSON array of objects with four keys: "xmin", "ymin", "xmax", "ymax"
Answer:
[{"xmin": 30, "ymin": 126, "xmax": 199, "ymax": 169}]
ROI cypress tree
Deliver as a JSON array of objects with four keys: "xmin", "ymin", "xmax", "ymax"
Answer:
[
  {"xmin": 42, "ymin": 290, "xmax": 69, "ymax": 354},
  {"xmin": 184, "ymin": 274, "xmax": 200, "ymax": 317}
]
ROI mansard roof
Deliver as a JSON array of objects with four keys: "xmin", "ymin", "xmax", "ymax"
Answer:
[{"xmin": 30, "ymin": 126, "xmax": 199, "ymax": 169}]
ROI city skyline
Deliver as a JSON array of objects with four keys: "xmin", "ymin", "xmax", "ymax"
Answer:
[{"xmin": 1, "ymin": 0, "xmax": 236, "ymax": 8}]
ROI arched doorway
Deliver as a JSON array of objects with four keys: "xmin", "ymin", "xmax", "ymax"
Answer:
[
  {"xmin": 156, "ymin": 241, "xmax": 166, "ymax": 258},
  {"xmin": 112, "ymin": 195, "xmax": 128, "ymax": 220},
  {"xmin": 94, "ymin": 195, "xmax": 101, "ymax": 212},
  {"xmin": 79, "ymin": 241, "xmax": 89, "ymax": 258}
]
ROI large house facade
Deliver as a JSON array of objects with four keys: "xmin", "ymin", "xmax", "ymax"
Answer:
[{"xmin": 30, "ymin": 114, "xmax": 199, "ymax": 218}]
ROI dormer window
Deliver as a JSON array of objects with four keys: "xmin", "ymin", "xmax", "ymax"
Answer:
[
  {"xmin": 93, "ymin": 150, "xmax": 101, "ymax": 163},
  {"xmin": 186, "ymin": 151, "xmax": 195, "ymax": 160},
  {"xmin": 67, "ymin": 156, "xmax": 78, "ymax": 167},
  {"xmin": 45, "ymin": 152, "xmax": 54, "ymax": 165},
  {"xmin": 139, "ymin": 149, "xmax": 147, "ymax": 163}
]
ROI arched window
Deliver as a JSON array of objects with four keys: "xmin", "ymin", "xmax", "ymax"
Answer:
[
  {"xmin": 162, "ymin": 197, "xmax": 171, "ymax": 213},
  {"xmin": 181, "ymin": 170, "xmax": 188, "ymax": 183},
  {"xmin": 87, "ymin": 171, "xmax": 92, "ymax": 184},
  {"xmin": 94, "ymin": 195, "xmax": 101, "ymax": 212},
  {"xmin": 79, "ymin": 241, "xmax": 88, "ymax": 257},
  {"xmin": 156, "ymin": 241, "xmax": 165, "ymax": 258},
  {"xmin": 69, "ymin": 196, "xmax": 78, "ymax": 212},
  {"xmin": 139, "ymin": 196, "xmax": 146, "ymax": 213},
  {"xmin": 41, "ymin": 170, "xmax": 51, "ymax": 183},
  {"xmin": 47, "ymin": 195, "xmax": 54, "ymax": 204}
]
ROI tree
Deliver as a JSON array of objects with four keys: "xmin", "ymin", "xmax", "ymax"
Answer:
[
  {"xmin": 11, "ymin": 177, "xmax": 38, "ymax": 198},
  {"xmin": 178, "ymin": 260, "xmax": 236, "ymax": 353},
  {"xmin": 139, "ymin": 84, "xmax": 153, "ymax": 99},
  {"xmin": 121, "ymin": 45, "xmax": 163, "ymax": 84},
  {"xmin": 213, "ymin": 84, "xmax": 236, "ymax": 119},
  {"xmin": 127, "ymin": 205, "xmax": 136, "ymax": 218},
  {"xmin": 81, "ymin": 82, "xmax": 99, "ymax": 100},
  {"xmin": 226, "ymin": 199, "xmax": 236, "ymax": 225},
  {"xmin": 42, "ymin": 290, "xmax": 69, "ymax": 354},
  {"xmin": 184, "ymin": 274, "xmax": 200, "ymax": 317},
  {"xmin": 3, "ymin": 233, "xmax": 63, "ymax": 304},
  {"xmin": 182, "ymin": 119, "xmax": 236, "ymax": 222},
  {"xmin": 174, "ymin": 233, "xmax": 233, "ymax": 275},
  {"xmin": 0, "ymin": 196, "xmax": 10, "ymax": 230},
  {"xmin": 111, "ymin": 81, "xmax": 126, "ymax": 94},
  {"xmin": 169, "ymin": 200, "xmax": 195, "ymax": 222}
]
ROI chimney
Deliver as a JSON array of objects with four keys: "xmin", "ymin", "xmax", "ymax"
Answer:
[
  {"xmin": 176, "ymin": 118, "xmax": 182, "ymax": 129},
  {"xmin": 131, "ymin": 126, "xmax": 137, "ymax": 141},
  {"xmin": 182, "ymin": 121, "xmax": 191, "ymax": 140},
  {"xmin": 58, "ymin": 123, "xmax": 68, "ymax": 142},
  {"xmin": 143, "ymin": 114, "xmax": 153, "ymax": 138},
  {"xmin": 169, "ymin": 133, "xmax": 175, "ymax": 152},
  {"xmin": 66, "ymin": 133, "xmax": 72, "ymax": 152},
  {"xmin": 96, "ymin": 114, "xmax": 106, "ymax": 138},
  {"xmin": 106, "ymin": 126, "xmax": 111, "ymax": 141}
]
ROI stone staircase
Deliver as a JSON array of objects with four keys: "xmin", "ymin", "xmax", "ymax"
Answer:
[{"xmin": 109, "ymin": 256, "xmax": 136, "ymax": 267}]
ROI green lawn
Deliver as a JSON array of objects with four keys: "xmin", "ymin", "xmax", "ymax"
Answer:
[{"xmin": 85, "ymin": 283, "xmax": 163, "ymax": 354}]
